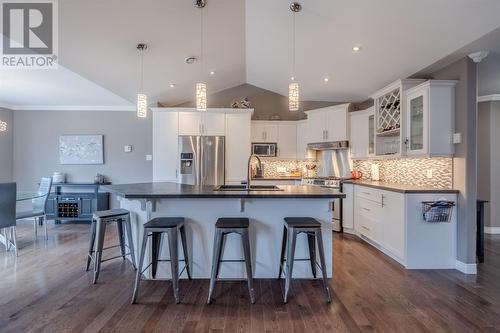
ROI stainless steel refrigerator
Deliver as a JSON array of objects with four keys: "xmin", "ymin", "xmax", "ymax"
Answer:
[{"xmin": 178, "ymin": 136, "xmax": 225, "ymax": 186}]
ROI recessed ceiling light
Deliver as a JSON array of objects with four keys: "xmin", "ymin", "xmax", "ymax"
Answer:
[
  {"xmin": 352, "ymin": 45, "xmax": 361, "ymax": 52},
  {"xmin": 209, "ymin": 70, "xmax": 216, "ymax": 75},
  {"xmin": 169, "ymin": 83, "xmax": 176, "ymax": 88},
  {"xmin": 323, "ymin": 77, "xmax": 329, "ymax": 82}
]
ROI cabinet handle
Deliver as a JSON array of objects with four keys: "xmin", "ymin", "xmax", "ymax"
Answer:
[
  {"xmin": 326, "ymin": 130, "xmax": 329, "ymax": 140},
  {"xmin": 176, "ymin": 169, "xmax": 178, "ymax": 179},
  {"xmin": 381, "ymin": 194, "xmax": 385, "ymax": 208},
  {"xmin": 362, "ymin": 191, "xmax": 371, "ymax": 195},
  {"xmin": 362, "ymin": 207, "xmax": 371, "ymax": 211},
  {"xmin": 361, "ymin": 226, "xmax": 370, "ymax": 230}
]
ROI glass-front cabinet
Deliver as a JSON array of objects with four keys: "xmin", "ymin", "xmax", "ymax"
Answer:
[
  {"xmin": 368, "ymin": 114, "xmax": 375, "ymax": 155},
  {"xmin": 404, "ymin": 80, "xmax": 457, "ymax": 157},
  {"xmin": 406, "ymin": 87, "xmax": 428, "ymax": 155}
]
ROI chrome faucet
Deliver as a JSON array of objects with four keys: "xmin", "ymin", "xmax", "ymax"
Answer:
[{"xmin": 247, "ymin": 154, "xmax": 262, "ymax": 190}]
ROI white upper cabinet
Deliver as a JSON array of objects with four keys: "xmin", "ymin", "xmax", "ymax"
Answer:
[
  {"xmin": 305, "ymin": 104, "xmax": 350, "ymax": 143},
  {"xmin": 153, "ymin": 110, "xmax": 179, "ymax": 182},
  {"xmin": 179, "ymin": 112, "xmax": 225, "ymax": 136},
  {"xmin": 296, "ymin": 120, "xmax": 315, "ymax": 159},
  {"xmin": 251, "ymin": 122, "xmax": 279, "ymax": 142},
  {"xmin": 405, "ymin": 80, "xmax": 457, "ymax": 157},
  {"xmin": 277, "ymin": 122, "xmax": 297, "ymax": 158},
  {"xmin": 349, "ymin": 107, "xmax": 375, "ymax": 159},
  {"xmin": 178, "ymin": 112, "xmax": 202, "ymax": 136}
]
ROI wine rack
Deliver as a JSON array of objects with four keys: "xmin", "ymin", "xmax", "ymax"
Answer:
[
  {"xmin": 377, "ymin": 88, "xmax": 401, "ymax": 134},
  {"xmin": 58, "ymin": 202, "xmax": 79, "ymax": 218}
]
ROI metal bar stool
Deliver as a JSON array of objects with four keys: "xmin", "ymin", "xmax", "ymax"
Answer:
[
  {"xmin": 278, "ymin": 217, "xmax": 331, "ymax": 303},
  {"xmin": 207, "ymin": 217, "xmax": 255, "ymax": 304},
  {"xmin": 86, "ymin": 209, "xmax": 137, "ymax": 284},
  {"xmin": 132, "ymin": 217, "xmax": 191, "ymax": 304}
]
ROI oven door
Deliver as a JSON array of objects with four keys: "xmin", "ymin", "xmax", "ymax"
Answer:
[{"xmin": 331, "ymin": 198, "xmax": 342, "ymax": 232}]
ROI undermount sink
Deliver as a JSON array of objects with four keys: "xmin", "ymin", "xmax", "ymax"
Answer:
[{"xmin": 214, "ymin": 184, "xmax": 284, "ymax": 191}]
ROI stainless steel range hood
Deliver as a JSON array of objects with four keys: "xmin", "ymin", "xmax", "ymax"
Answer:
[
  {"xmin": 307, "ymin": 140, "xmax": 349, "ymax": 151},
  {"xmin": 307, "ymin": 141, "xmax": 351, "ymax": 179}
]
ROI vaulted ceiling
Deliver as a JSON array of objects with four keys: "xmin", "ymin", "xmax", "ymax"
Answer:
[{"xmin": 2, "ymin": 0, "xmax": 500, "ymax": 110}]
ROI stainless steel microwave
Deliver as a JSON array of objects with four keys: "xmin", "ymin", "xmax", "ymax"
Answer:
[{"xmin": 251, "ymin": 143, "xmax": 277, "ymax": 157}]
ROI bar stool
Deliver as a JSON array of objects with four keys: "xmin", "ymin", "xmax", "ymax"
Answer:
[
  {"xmin": 132, "ymin": 217, "xmax": 191, "ymax": 304},
  {"xmin": 207, "ymin": 217, "xmax": 255, "ymax": 304},
  {"xmin": 278, "ymin": 217, "xmax": 331, "ymax": 303},
  {"xmin": 86, "ymin": 209, "xmax": 137, "ymax": 284}
]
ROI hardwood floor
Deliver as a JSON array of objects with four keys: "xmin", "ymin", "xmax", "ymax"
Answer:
[{"xmin": 1, "ymin": 221, "xmax": 500, "ymax": 333}]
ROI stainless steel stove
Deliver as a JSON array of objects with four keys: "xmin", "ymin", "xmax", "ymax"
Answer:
[
  {"xmin": 301, "ymin": 178, "xmax": 341, "ymax": 188},
  {"xmin": 301, "ymin": 177, "xmax": 345, "ymax": 232}
]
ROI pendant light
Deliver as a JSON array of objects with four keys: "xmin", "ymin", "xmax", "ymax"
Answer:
[
  {"xmin": 289, "ymin": 2, "xmax": 301, "ymax": 111},
  {"xmin": 0, "ymin": 120, "xmax": 6, "ymax": 132},
  {"xmin": 195, "ymin": 0, "xmax": 207, "ymax": 111},
  {"xmin": 137, "ymin": 43, "xmax": 148, "ymax": 118}
]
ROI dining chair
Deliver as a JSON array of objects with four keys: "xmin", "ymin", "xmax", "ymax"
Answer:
[
  {"xmin": 0, "ymin": 182, "xmax": 17, "ymax": 256},
  {"xmin": 16, "ymin": 177, "xmax": 53, "ymax": 240}
]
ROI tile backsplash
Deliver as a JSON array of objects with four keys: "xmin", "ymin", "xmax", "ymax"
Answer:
[
  {"xmin": 260, "ymin": 159, "xmax": 317, "ymax": 178},
  {"xmin": 352, "ymin": 157, "xmax": 453, "ymax": 188}
]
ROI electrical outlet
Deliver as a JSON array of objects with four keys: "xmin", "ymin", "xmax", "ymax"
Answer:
[
  {"xmin": 426, "ymin": 169, "xmax": 433, "ymax": 179},
  {"xmin": 146, "ymin": 154, "xmax": 152, "ymax": 161},
  {"xmin": 124, "ymin": 145, "xmax": 132, "ymax": 153},
  {"xmin": 453, "ymin": 133, "xmax": 462, "ymax": 144}
]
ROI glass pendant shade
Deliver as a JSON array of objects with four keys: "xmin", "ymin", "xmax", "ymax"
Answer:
[
  {"xmin": 196, "ymin": 83, "xmax": 207, "ymax": 111},
  {"xmin": 137, "ymin": 93, "xmax": 148, "ymax": 118},
  {"xmin": 288, "ymin": 82, "xmax": 299, "ymax": 111},
  {"xmin": 0, "ymin": 120, "xmax": 6, "ymax": 131}
]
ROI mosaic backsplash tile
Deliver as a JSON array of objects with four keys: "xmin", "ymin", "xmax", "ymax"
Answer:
[
  {"xmin": 352, "ymin": 157, "xmax": 453, "ymax": 188},
  {"xmin": 260, "ymin": 159, "xmax": 317, "ymax": 178}
]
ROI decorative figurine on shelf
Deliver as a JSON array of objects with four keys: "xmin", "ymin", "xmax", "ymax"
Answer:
[{"xmin": 230, "ymin": 97, "xmax": 251, "ymax": 109}]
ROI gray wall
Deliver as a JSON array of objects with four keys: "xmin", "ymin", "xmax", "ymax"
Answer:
[
  {"xmin": 478, "ymin": 101, "xmax": 500, "ymax": 228},
  {"xmin": 173, "ymin": 83, "xmax": 339, "ymax": 121},
  {"xmin": 478, "ymin": 52, "xmax": 500, "ymax": 96},
  {"xmin": 429, "ymin": 57, "xmax": 478, "ymax": 264},
  {"xmin": 13, "ymin": 111, "xmax": 152, "ymax": 192},
  {"xmin": 0, "ymin": 107, "xmax": 13, "ymax": 182}
]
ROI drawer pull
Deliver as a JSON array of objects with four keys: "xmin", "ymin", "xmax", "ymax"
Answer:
[
  {"xmin": 362, "ymin": 191, "xmax": 371, "ymax": 195},
  {"xmin": 362, "ymin": 207, "xmax": 371, "ymax": 211},
  {"xmin": 361, "ymin": 226, "xmax": 370, "ymax": 230}
]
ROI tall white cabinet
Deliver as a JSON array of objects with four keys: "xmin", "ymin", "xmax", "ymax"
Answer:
[
  {"xmin": 225, "ymin": 113, "xmax": 252, "ymax": 184},
  {"xmin": 153, "ymin": 111, "xmax": 179, "ymax": 182},
  {"xmin": 152, "ymin": 108, "xmax": 253, "ymax": 184}
]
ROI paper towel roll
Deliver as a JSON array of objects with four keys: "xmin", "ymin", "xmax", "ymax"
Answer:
[{"xmin": 371, "ymin": 164, "xmax": 380, "ymax": 181}]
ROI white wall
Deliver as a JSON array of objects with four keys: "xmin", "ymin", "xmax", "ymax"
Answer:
[
  {"xmin": 13, "ymin": 110, "xmax": 153, "ymax": 191},
  {"xmin": 0, "ymin": 107, "xmax": 13, "ymax": 182}
]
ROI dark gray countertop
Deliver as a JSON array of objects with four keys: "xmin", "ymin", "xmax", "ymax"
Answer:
[
  {"xmin": 103, "ymin": 182, "xmax": 345, "ymax": 199},
  {"xmin": 342, "ymin": 179, "xmax": 459, "ymax": 194},
  {"xmin": 251, "ymin": 177, "xmax": 302, "ymax": 181}
]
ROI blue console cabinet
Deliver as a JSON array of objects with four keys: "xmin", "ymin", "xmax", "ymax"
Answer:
[{"xmin": 45, "ymin": 183, "xmax": 110, "ymax": 223}]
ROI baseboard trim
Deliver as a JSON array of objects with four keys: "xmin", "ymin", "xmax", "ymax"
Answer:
[
  {"xmin": 455, "ymin": 260, "xmax": 477, "ymax": 274},
  {"xmin": 484, "ymin": 226, "xmax": 500, "ymax": 234}
]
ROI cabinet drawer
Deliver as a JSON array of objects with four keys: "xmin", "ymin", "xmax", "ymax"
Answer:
[
  {"xmin": 356, "ymin": 186, "xmax": 384, "ymax": 204},
  {"xmin": 357, "ymin": 197, "xmax": 382, "ymax": 219}
]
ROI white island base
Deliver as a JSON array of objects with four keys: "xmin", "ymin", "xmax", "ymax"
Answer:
[{"xmin": 119, "ymin": 198, "xmax": 333, "ymax": 279}]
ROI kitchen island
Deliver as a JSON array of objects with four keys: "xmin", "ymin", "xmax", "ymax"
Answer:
[{"xmin": 104, "ymin": 182, "xmax": 345, "ymax": 279}]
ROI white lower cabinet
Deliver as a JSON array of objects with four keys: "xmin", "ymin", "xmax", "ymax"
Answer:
[
  {"xmin": 349, "ymin": 184, "xmax": 457, "ymax": 269},
  {"xmin": 354, "ymin": 186, "xmax": 404, "ymax": 262}
]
